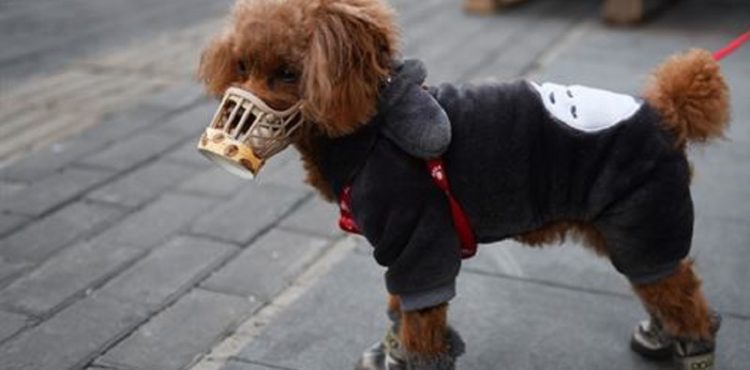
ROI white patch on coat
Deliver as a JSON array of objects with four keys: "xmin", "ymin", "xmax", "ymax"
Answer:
[{"xmin": 530, "ymin": 82, "xmax": 642, "ymax": 132}]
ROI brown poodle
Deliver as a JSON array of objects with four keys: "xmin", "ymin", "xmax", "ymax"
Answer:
[{"xmin": 198, "ymin": 1, "xmax": 730, "ymax": 369}]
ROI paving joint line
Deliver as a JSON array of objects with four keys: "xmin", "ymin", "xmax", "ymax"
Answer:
[
  {"xmin": 193, "ymin": 285, "xmax": 258, "ymax": 300},
  {"xmin": 0, "ymin": 1, "xmax": 209, "ymax": 71},
  {"xmin": 463, "ymin": 266, "xmax": 635, "ymax": 301},
  {"xmin": 229, "ymin": 357, "xmax": 299, "ymax": 370},
  {"xmin": 0, "ymin": 242, "xmax": 148, "ymax": 324},
  {"xmin": 457, "ymin": 0, "xmax": 568, "ymax": 82},
  {"xmin": 83, "ymin": 255, "xmax": 246, "ymax": 369},
  {"xmin": 0, "ymin": 317, "xmax": 38, "ymax": 349},
  {"xmin": 0, "ymin": 200, "xmax": 134, "ymax": 288},
  {"xmin": 179, "ymin": 232, "xmax": 246, "ymax": 249},
  {"xmin": 181, "ymin": 190, "xmax": 314, "ymax": 253},
  {"xmin": 80, "ymin": 192, "xmax": 318, "ymax": 363},
  {"xmin": 462, "ymin": 266, "xmax": 750, "ymax": 322},
  {"xmin": 400, "ymin": 0, "xmax": 454, "ymax": 26},
  {"xmin": 520, "ymin": 19, "xmax": 593, "ymax": 79},
  {"xmin": 275, "ymin": 224, "xmax": 342, "ymax": 241},
  {"xmin": 76, "ymin": 62, "xmax": 194, "ymax": 80},
  {"xmin": 187, "ymin": 236, "xmax": 356, "ymax": 370},
  {"xmin": 171, "ymin": 188, "xmax": 232, "ymax": 201}
]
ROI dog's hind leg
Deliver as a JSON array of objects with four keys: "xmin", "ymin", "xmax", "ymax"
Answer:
[{"xmin": 631, "ymin": 260, "xmax": 720, "ymax": 369}]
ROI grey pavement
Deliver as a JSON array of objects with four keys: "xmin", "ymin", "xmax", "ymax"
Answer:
[{"xmin": 1, "ymin": 0, "xmax": 749, "ymax": 370}]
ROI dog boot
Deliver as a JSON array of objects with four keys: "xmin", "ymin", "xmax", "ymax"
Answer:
[
  {"xmin": 630, "ymin": 314, "xmax": 674, "ymax": 360},
  {"xmin": 355, "ymin": 327, "xmax": 465, "ymax": 370},
  {"xmin": 631, "ymin": 311, "xmax": 721, "ymax": 368},
  {"xmin": 673, "ymin": 337, "xmax": 716, "ymax": 370},
  {"xmin": 674, "ymin": 311, "xmax": 722, "ymax": 370},
  {"xmin": 355, "ymin": 328, "xmax": 407, "ymax": 370},
  {"xmin": 356, "ymin": 307, "xmax": 405, "ymax": 370}
]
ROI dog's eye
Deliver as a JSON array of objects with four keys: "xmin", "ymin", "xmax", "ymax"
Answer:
[
  {"xmin": 237, "ymin": 60, "xmax": 248, "ymax": 76},
  {"xmin": 276, "ymin": 68, "xmax": 299, "ymax": 83}
]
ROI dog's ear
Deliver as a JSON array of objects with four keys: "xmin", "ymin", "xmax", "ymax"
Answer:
[
  {"xmin": 198, "ymin": 32, "xmax": 237, "ymax": 98},
  {"xmin": 301, "ymin": 0, "xmax": 398, "ymax": 136}
]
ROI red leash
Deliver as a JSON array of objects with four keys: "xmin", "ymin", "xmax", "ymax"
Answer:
[{"xmin": 713, "ymin": 29, "xmax": 750, "ymax": 61}]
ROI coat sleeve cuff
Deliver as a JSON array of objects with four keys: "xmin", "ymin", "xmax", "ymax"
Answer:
[{"xmin": 398, "ymin": 281, "xmax": 456, "ymax": 311}]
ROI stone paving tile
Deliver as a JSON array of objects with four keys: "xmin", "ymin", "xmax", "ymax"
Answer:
[
  {"xmin": 398, "ymin": 0, "xmax": 462, "ymax": 51},
  {"xmin": 190, "ymin": 184, "xmax": 308, "ymax": 245},
  {"xmin": 140, "ymin": 81, "xmax": 207, "ymax": 111},
  {"xmin": 87, "ymin": 160, "xmax": 198, "ymax": 208},
  {"xmin": 91, "ymin": 193, "xmax": 215, "ymax": 250},
  {"xmin": 434, "ymin": 2, "xmax": 590, "ymax": 84},
  {"xmin": 79, "ymin": 103, "xmax": 173, "ymax": 144},
  {"xmin": 0, "ymin": 213, "xmax": 28, "ymax": 238},
  {"xmin": 537, "ymin": 56, "xmax": 649, "ymax": 94},
  {"xmin": 178, "ymin": 166, "xmax": 247, "ymax": 199},
  {"xmin": 202, "ymin": 229, "xmax": 330, "ymax": 301},
  {"xmin": 0, "ymin": 135, "xmax": 108, "ymax": 183},
  {"xmin": 691, "ymin": 147, "xmax": 750, "ymax": 222},
  {"xmin": 96, "ymin": 236, "xmax": 237, "ymax": 313},
  {"xmin": 0, "ymin": 241, "xmax": 144, "ymax": 317},
  {"xmin": 256, "ymin": 156, "xmax": 308, "ymax": 192},
  {"xmin": 0, "ymin": 259, "xmax": 32, "ymax": 289},
  {"xmin": 0, "ymin": 167, "xmax": 113, "ymax": 216},
  {"xmin": 466, "ymin": 14, "xmax": 587, "ymax": 82},
  {"xmin": 221, "ymin": 360, "xmax": 294, "ymax": 370},
  {"xmin": 0, "ymin": 310, "xmax": 28, "ymax": 344},
  {"xmin": 77, "ymin": 130, "xmax": 185, "ymax": 172},
  {"xmin": 691, "ymin": 216, "xmax": 750, "ymax": 317},
  {"xmin": 0, "ymin": 294, "xmax": 148, "ymax": 370},
  {"xmin": 0, "ymin": 180, "xmax": 26, "ymax": 197},
  {"xmin": 278, "ymin": 198, "xmax": 343, "ymax": 240},
  {"xmin": 155, "ymin": 101, "xmax": 217, "ymax": 140},
  {"xmin": 233, "ymin": 249, "xmax": 386, "ymax": 370},
  {"xmin": 235, "ymin": 250, "xmax": 750, "ymax": 370},
  {"xmin": 164, "ymin": 139, "xmax": 213, "ymax": 168},
  {"xmin": 96, "ymin": 289, "xmax": 257, "ymax": 370},
  {"xmin": 463, "ymin": 214, "xmax": 750, "ymax": 317},
  {"xmin": 0, "ymin": 201, "xmax": 124, "ymax": 265},
  {"xmin": 464, "ymin": 239, "xmax": 631, "ymax": 297}
]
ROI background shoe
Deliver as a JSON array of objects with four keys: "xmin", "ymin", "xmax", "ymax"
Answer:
[
  {"xmin": 463, "ymin": 0, "xmax": 499, "ymax": 14},
  {"xmin": 463, "ymin": 0, "xmax": 528, "ymax": 14}
]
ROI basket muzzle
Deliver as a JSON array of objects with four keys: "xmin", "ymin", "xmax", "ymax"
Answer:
[{"xmin": 197, "ymin": 87, "xmax": 304, "ymax": 179}]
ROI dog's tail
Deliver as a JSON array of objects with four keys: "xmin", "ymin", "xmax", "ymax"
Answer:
[{"xmin": 643, "ymin": 49, "xmax": 730, "ymax": 149}]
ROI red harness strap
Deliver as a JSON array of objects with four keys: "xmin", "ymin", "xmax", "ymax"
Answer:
[{"xmin": 338, "ymin": 158, "xmax": 478, "ymax": 259}]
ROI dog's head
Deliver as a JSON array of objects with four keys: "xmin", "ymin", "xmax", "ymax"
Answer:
[{"xmin": 198, "ymin": 0, "xmax": 399, "ymax": 137}]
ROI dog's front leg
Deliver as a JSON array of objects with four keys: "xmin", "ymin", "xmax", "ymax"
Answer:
[{"xmin": 357, "ymin": 296, "xmax": 464, "ymax": 370}]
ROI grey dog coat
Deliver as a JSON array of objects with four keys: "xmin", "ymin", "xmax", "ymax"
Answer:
[{"xmin": 316, "ymin": 60, "xmax": 693, "ymax": 311}]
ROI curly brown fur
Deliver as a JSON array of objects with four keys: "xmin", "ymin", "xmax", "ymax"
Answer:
[
  {"xmin": 633, "ymin": 260, "xmax": 712, "ymax": 340},
  {"xmin": 199, "ymin": 0, "xmax": 725, "ymax": 364},
  {"xmin": 198, "ymin": 0, "xmax": 398, "ymax": 199},
  {"xmin": 400, "ymin": 304, "xmax": 449, "ymax": 356},
  {"xmin": 515, "ymin": 221, "xmax": 609, "ymax": 257},
  {"xmin": 644, "ymin": 48, "xmax": 730, "ymax": 150},
  {"xmin": 388, "ymin": 294, "xmax": 401, "ymax": 314},
  {"xmin": 293, "ymin": 124, "xmax": 336, "ymax": 201}
]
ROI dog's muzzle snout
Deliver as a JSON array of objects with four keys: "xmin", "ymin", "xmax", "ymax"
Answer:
[{"xmin": 197, "ymin": 87, "xmax": 304, "ymax": 179}]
